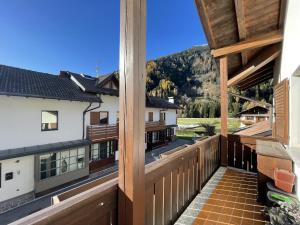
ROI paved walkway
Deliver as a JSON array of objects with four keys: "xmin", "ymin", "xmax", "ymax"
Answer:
[
  {"xmin": 0, "ymin": 138, "xmax": 193, "ymax": 225},
  {"xmin": 175, "ymin": 168, "xmax": 267, "ymax": 225}
]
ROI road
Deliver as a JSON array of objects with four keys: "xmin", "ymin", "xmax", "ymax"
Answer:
[{"xmin": 0, "ymin": 139, "xmax": 193, "ymax": 225}]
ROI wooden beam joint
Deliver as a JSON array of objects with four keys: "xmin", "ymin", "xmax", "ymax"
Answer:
[
  {"xmin": 227, "ymin": 44, "xmax": 281, "ymax": 87},
  {"xmin": 211, "ymin": 31, "xmax": 283, "ymax": 58}
]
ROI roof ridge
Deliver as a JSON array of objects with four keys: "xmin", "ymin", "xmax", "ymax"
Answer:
[{"xmin": 0, "ymin": 64, "xmax": 57, "ymax": 78}]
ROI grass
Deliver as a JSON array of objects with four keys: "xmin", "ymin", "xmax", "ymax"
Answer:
[{"xmin": 176, "ymin": 118, "xmax": 241, "ymax": 139}]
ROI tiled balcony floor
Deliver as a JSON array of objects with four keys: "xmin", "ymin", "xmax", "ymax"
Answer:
[{"xmin": 176, "ymin": 167, "xmax": 268, "ymax": 225}]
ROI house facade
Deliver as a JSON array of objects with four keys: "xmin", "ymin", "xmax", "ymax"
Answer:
[
  {"xmin": 0, "ymin": 65, "xmax": 178, "ymax": 210},
  {"xmin": 237, "ymin": 105, "xmax": 270, "ymax": 127},
  {"xmin": 0, "ymin": 65, "xmax": 100, "ymax": 210},
  {"xmin": 60, "ymin": 71, "xmax": 178, "ymax": 173}
]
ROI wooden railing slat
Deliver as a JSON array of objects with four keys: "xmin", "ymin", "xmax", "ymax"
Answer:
[
  {"xmin": 178, "ymin": 166, "xmax": 184, "ymax": 211},
  {"xmin": 145, "ymin": 185, "xmax": 154, "ymax": 225},
  {"xmin": 171, "ymin": 169, "xmax": 178, "ymax": 220},
  {"xmin": 163, "ymin": 173, "xmax": 172, "ymax": 225},
  {"xmin": 155, "ymin": 177, "xmax": 164, "ymax": 225}
]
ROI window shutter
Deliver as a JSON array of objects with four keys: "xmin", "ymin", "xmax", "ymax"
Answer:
[
  {"xmin": 90, "ymin": 112, "xmax": 100, "ymax": 125},
  {"xmin": 148, "ymin": 112, "xmax": 153, "ymax": 122},
  {"xmin": 274, "ymin": 79, "xmax": 289, "ymax": 144}
]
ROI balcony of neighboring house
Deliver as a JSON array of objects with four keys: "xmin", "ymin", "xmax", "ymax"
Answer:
[
  {"xmin": 12, "ymin": 1, "xmax": 297, "ymax": 225},
  {"xmin": 87, "ymin": 124, "xmax": 119, "ymax": 142}
]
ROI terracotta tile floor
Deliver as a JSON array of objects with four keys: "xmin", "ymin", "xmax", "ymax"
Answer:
[{"xmin": 175, "ymin": 168, "xmax": 268, "ymax": 225}]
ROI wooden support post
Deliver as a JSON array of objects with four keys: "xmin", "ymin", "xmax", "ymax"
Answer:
[
  {"xmin": 118, "ymin": 0, "xmax": 146, "ymax": 224},
  {"xmin": 220, "ymin": 57, "xmax": 228, "ymax": 166}
]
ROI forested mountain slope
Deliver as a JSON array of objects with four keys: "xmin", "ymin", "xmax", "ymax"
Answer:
[{"xmin": 112, "ymin": 45, "xmax": 273, "ymax": 118}]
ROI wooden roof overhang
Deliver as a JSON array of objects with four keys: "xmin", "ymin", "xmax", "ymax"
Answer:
[{"xmin": 195, "ymin": 0, "xmax": 286, "ymax": 90}]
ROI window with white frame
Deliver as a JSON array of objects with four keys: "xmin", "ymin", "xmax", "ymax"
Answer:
[
  {"xmin": 41, "ymin": 111, "xmax": 58, "ymax": 131},
  {"xmin": 39, "ymin": 147, "xmax": 85, "ymax": 180}
]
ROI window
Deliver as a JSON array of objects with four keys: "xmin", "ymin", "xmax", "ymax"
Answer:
[
  {"xmin": 91, "ymin": 140, "xmax": 116, "ymax": 161},
  {"xmin": 116, "ymin": 111, "xmax": 119, "ymax": 123},
  {"xmin": 90, "ymin": 112, "xmax": 100, "ymax": 125},
  {"xmin": 100, "ymin": 112, "xmax": 109, "ymax": 125},
  {"xmin": 166, "ymin": 128, "xmax": 174, "ymax": 138},
  {"xmin": 39, "ymin": 148, "xmax": 86, "ymax": 180},
  {"xmin": 41, "ymin": 111, "xmax": 58, "ymax": 131},
  {"xmin": 5, "ymin": 172, "xmax": 13, "ymax": 181},
  {"xmin": 152, "ymin": 131, "xmax": 159, "ymax": 143},
  {"xmin": 160, "ymin": 112, "xmax": 166, "ymax": 121},
  {"xmin": 148, "ymin": 112, "xmax": 153, "ymax": 122}
]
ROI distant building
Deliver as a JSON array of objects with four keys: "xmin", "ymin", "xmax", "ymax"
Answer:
[{"xmin": 236, "ymin": 105, "xmax": 270, "ymax": 127}]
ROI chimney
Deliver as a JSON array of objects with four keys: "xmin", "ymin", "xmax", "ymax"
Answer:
[{"xmin": 168, "ymin": 97, "xmax": 174, "ymax": 104}]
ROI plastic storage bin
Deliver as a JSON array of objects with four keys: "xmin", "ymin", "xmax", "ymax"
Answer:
[{"xmin": 274, "ymin": 168, "xmax": 295, "ymax": 193}]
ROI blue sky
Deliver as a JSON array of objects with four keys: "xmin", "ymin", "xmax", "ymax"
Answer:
[{"xmin": 0, "ymin": 0, "xmax": 207, "ymax": 76}]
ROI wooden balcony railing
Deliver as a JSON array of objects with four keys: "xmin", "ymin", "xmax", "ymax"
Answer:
[
  {"xmin": 145, "ymin": 120, "xmax": 166, "ymax": 132},
  {"xmin": 13, "ymin": 135, "xmax": 220, "ymax": 225},
  {"xmin": 87, "ymin": 125, "xmax": 119, "ymax": 142},
  {"xmin": 87, "ymin": 121, "xmax": 167, "ymax": 142},
  {"xmin": 227, "ymin": 134, "xmax": 276, "ymax": 173}
]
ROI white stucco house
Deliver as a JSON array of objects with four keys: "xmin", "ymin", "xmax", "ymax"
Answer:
[
  {"xmin": 0, "ymin": 64, "xmax": 179, "ymax": 211},
  {"xmin": 60, "ymin": 71, "xmax": 179, "ymax": 172}
]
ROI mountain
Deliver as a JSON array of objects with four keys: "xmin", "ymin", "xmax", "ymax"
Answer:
[{"xmin": 113, "ymin": 45, "xmax": 273, "ymax": 118}]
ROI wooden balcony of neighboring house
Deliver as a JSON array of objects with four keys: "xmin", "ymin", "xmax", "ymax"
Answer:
[
  {"xmin": 145, "ymin": 120, "xmax": 166, "ymax": 132},
  {"xmin": 87, "ymin": 124, "xmax": 119, "ymax": 142},
  {"xmin": 87, "ymin": 121, "xmax": 166, "ymax": 143}
]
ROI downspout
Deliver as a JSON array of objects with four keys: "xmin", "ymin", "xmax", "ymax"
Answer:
[{"xmin": 82, "ymin": 99, "xmax": 101, "ymax": 139}]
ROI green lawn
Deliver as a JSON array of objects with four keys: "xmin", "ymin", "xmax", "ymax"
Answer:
[{"xmin": 176, "ymin": 118, "xmax": 240, "ymax": 139}]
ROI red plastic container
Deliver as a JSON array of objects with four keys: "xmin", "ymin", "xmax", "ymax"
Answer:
[{"xmin": 274, "ymin": 168, "xmax": 295, "ymax": 193}]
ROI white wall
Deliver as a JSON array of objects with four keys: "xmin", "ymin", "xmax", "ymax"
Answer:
[
  {"xmin": 0, "ymin": 96, "xmax": 90, "ymax": 150},
  {"xmin": 290, "ymin": 76, "xmax": 300, "ymax": 147},
  {"xmin": 279, "ymin": 0, "xmax": 300, "ymax": 81},
  {"xmin": 88, "ymin": 95, "xmax": 178, "ymax": 127},
  {"xmin": 145, "ymin": 108, "xmax": 160, "ymax": 122},
  {"xmin": 87, "ymin": 95, "xmax": 119, "ymax": 125},
  {"xmin": 279, "ymin": 0, "xmax": 300, "ymax": 199},
  {"xmin": 144, "ymin": 108, "xmax": 177, "ymax": 125},
  {"xmin": 280, "ymin": 0, "xmax": 300, "ymax": 147},
  {"xmin": 165, "ymin": 109, "xmax": 177, "ymax": 125},
  {"xmin": 0, "ymin": 156, "xmax": 34, "ymax": 202}
]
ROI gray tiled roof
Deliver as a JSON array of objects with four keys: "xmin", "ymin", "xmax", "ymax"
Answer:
[
  {"xmin": 61, "ymin": 70, "xmax": 179, "ymax": 109},
  {"xmin": 0, "ymin": 65, "xmax": 101, "ymax": 103},
  {"xmin": 61, "ymin": 71, "xmax": 119, "ymax": 96},
  {"xmin": 146, "ymin": 96, "xmax": 180, "ymax": 109}
]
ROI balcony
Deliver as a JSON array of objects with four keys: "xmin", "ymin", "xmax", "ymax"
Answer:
[
  {"xmin": 145, "ymin": 121, "xmax": 166, "ymax": 132},
  {"xmin": 14, "ymin": 135, "xmax": 223, "ymax": 225},
  {"xmin": 12, "ymin": 134, "xmax": 275, "ymax": 225},
  {"xmin": 87, "ymin": 121, "xmax": 166, "ymax": 142},
  {"xmin": 87, "ymin": 125, "xmax": 119, "ymax": 142}
]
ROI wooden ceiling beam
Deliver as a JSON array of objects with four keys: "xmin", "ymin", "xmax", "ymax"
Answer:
[
  {"xmin": 237, "ymin": 68, "xmax": 272, "ymax": 87},
  {"xmin": 234, "ymin": 0, "xmax": 248, "ymax": 65},
  {"xmin": 227, "ymin": 44, "xmax": 281, "ymax": 87},
  {"xmin": 239, "ymin": 75, "xmax": 272, "ymax": 89},
  {"xmin": 195, "ymin": 0, "xmax": 217, "ymax": 48},
  {"xmin": 211, "ymin": 30, "xmax": 283, "ymax": 58},
  {"xmin": 237, "ymin": 65, "xmax": 273, "ymax": 86},
  {"xmin": 238, "ymin": 72, "xmax": 274, "ymax": 90}
]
